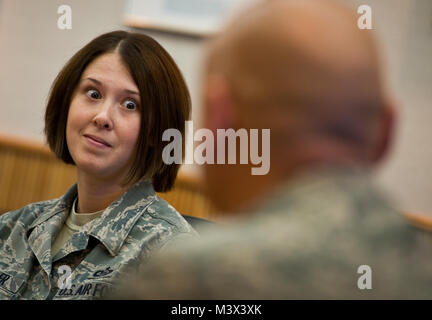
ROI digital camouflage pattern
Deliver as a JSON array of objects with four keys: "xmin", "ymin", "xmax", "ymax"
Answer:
[
  {"xmin": 114, "ymin": 167, "xmax": 432, "ymax": 299},
  {"xmin": 0, "ymin": 179, "xmax": 197, "ymax": 300}
]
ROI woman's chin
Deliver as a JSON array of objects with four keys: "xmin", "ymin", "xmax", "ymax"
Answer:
[
  {"xmin": 76, "ymin": 161, "xmax": 115, "ymax": 179},
  {"xmin": 72, "ymin": 153, "xmax": 132, "ymax": 183}
]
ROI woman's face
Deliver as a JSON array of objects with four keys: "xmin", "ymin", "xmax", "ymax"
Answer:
[{"xmin": 66, "ymin": 52, "xmax": 141, "ymax": 182}]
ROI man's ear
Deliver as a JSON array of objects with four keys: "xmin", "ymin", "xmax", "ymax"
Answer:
[
  {"xmin": 204, "ymin": 74, "xmax": 236, "ymax": 131},
  {"xmin": 370, "ymin": 98, "xmax": 397, "ymax": 164}
]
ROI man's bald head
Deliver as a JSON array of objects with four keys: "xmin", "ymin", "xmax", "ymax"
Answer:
[
  {"xmin": 203, "ymin": 0, "xmax": 394, "ymax": 213},
  {"xmin": 205, "ymin": 0, "xmax": 387, "ymax": 152}
]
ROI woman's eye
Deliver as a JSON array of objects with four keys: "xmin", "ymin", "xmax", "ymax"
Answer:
[
  {"xmin": 86, "ymin": 89, "xmax": 101, "ymax": 99},
  {"xmin": 123, "ymin": 99, "xmax": 138, "ymax": 110}
]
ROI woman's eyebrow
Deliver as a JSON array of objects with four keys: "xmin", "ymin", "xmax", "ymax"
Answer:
[
  {"xmin": 82, "ymin": 77, "xmax": 102, "ymax": 86},
  {"xmin": 124, "ymin": 88, "xmax": 140, "ymax": 96},
  {"xmin": 82, "ymin": 77, "xmax": 140, "ymax": 96}
]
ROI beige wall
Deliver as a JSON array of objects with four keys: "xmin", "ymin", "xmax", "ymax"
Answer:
[
  {"xmin": 0, "ymin": 0, "xmax": 205, "ymax": 140},
  {"xmin": 0, "ymin": 0, "xmax": 127, "ymax": 139},
  {"xmin": 0, "ymin": 0, "xmax": 431, "ymax": 212},
  {"xmin": 346, "ymin": 0, "xmax": 432, "ymax": 214}
]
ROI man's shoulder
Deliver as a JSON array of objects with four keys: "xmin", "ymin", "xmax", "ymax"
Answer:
[
  {"xmin": 146, "ymin": 210, "xmax": 432, "ymax": 298},
  {"xmin": 114, "ymin": 172, "xmax": 432, "ymax": 299}
]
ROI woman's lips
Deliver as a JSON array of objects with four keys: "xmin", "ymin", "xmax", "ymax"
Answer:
[{"xmin": 84, "ymin": 134, "xmax": 112, "ymax": 148}]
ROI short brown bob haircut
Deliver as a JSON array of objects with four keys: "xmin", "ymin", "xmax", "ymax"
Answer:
[{"xmin": 44, "ymin": 30, "xmax": 191, "ymax": 192}]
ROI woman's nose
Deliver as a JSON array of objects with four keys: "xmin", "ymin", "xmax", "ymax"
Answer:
[{"xmin": 92, "ymin": 101, "xmax": 114, "ymax": 130}]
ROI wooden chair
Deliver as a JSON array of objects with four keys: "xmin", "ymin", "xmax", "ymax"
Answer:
[
  {"xmin": 402, "ymin": 212, "xmax": 432, "ymax": 232},
  {"xmin": 4, "ymin": 133, "xmax": 431, "ymax": 232},
  {"xmin": 0, "ymin": 133, "xmax": 215, "ymax": 221}
]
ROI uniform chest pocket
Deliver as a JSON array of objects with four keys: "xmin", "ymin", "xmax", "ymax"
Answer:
[
  {"xmin": 52, "ymin": 262, "xmax": 119, "ymax": 300},
  {"xmin": 0, "ymin": 271, "xmax": 26, "ymax": 299}
]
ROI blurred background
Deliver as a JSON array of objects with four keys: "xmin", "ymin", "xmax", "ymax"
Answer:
[{"xmin": 0, "ymin": 0, "xmax": 431, "ymax": 217}]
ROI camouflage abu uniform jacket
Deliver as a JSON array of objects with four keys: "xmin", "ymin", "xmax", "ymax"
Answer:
[
  {"xmin": 113, "ymin": 167, "xmax": 432, "ymax": 299},
  {"xmin": 0, "ymin": 179, "xmax": 196, "ymax": 300}
]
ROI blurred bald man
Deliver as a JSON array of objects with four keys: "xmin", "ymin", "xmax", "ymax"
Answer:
[{"xmin": 113, "ymin": 0, "xmax": 432, "ymax": 299}]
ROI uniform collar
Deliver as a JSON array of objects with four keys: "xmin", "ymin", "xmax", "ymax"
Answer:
[
  {"xmin": 27, "ymin": 184, "xmax": 78, "ymax": 231},
  {"xmin": 28, "ymin": 179, "xmax": 157, "ymax": 257},
  {"xmin": 26, "ymin": 184, "xmax": 77, "ymax": 275},
  {"xmin": 83, "ymin": 179, "xmax": 156, "ymax": 256}
]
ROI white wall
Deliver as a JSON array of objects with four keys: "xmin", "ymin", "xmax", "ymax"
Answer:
[
  {"xmin": 0, "ymin": 0, "xmax": 205, "ymax": 140},
  {"xmin": 0, "ymin": 0, "xmax": 431, "ymax": 212},
  {"xmin": 0, "ymin": 0, "xmax": 128, "ymax": 140},
  {"xmin": 346, "ymin": 0, "xmax": 432, "ymax": 214}
]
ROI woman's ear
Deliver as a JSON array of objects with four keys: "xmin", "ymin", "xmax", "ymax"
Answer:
[{"xmin": 370, "ymin": 98, "xmax": 397, "ymax": 164}]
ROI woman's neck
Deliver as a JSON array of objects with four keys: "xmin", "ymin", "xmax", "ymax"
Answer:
[{"xmin": 75, "ymin": 170, "xmax": 131, "ymax": 213}]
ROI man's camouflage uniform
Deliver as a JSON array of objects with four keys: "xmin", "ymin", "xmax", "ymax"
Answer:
[
  {"xmin": 0, "ymin": 179, "xmax": 196, "ymax": 299},
  {"xmin": 115, "ymin": 167, "xmax": 432, "ymax": 299}
]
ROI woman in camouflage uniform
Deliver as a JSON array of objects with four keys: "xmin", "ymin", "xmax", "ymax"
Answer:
[{"xmin": 0, "ymin": 30, "xmax": 196, "ymax": 299}]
